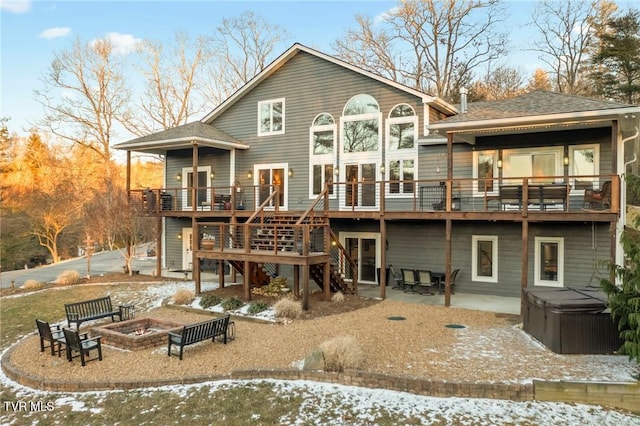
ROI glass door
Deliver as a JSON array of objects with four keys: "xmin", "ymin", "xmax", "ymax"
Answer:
[
  {"xmin": 256, "ymin": 165, "xmax": 287, "ymax": 209},
  {"xmin": 181, "ymin": 167, "xmax": 211, "ymax": 210},
  {"xmin": 344, "ymin": 163, "xmax": 377, "ymax": 208},
  {"xmin": 342, "ymin": 232, "xmax": 380, "ymax": 284}
]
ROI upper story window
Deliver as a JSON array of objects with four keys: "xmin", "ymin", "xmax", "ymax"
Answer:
[
  {"xmin": 258, "ymin": 98, "xmax": 285, "ymax": 136},
  {"xmin": 387, "ymin": 104, "xmax": 416, "ymax": 151},
  {"xmin": 309, "ymin": 113, "xmax": 336, "ymax": 197},
  {"xmin": 311, "ymin": 113, "xmax": 335, "ymax": 155},
  {"xmin": 342, "ymin": 94, "xmax": 380, "ymax": 153}
]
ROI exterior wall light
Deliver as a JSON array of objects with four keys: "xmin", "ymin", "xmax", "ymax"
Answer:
[
  {"xmin": 210, "ymin": 171, "xmax": 215, "ymax": 180},
  {"xmin": 563, "ymin": 156, "xmax": 569, "ymax": 166},
  {"xmin": 497, "ymin": 159, "xmax": 503, "ymax": 169},
  {"xmin": 288, "ymin": 168, "xmax": 294, "ymax": 178},
  {"xmin": 176, "ymin": 173, "xmax": 182, "ymax": 181},
  {"xmin": 247, "ymin": 170, "xmax": 253, "ymax": 179},
  {"xmin": 177, "ymin": 233, "xmax": 182, "ymax": 240}
]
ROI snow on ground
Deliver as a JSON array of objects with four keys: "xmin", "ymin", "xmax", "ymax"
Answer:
[{"xmin": 2, "ymin": 280, "xmax": 639, "ymax": 424}]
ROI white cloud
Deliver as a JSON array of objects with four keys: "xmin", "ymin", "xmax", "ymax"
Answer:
[
  {"xmin": 374, "ymin": 6, "xmax": 397, "ymax": 26},
  {"xmin": 39, "ymin": 27, "xmax": 71, "ymax": 40},
  {"xmin": 91, "ymin": 32, "xmax": 142, "ymax": 55},
  {"xmin": 0, "ymin": 0, "xmax": 31, "ymax": 14}
]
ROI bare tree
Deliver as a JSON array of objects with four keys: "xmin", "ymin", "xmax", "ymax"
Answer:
[
  {"xmin": 34, "ymin": 36, "xmax": 134, "ymax": 182},
  {"xmin": 203, "ymin": 11, "xmax": 289, "ymax": 106},
  {"xmin": 469, "ymin": 65, "xmax": 525, "ymax": 101},
  {"xmin": 126, "ymin": 32, "xmax": 212, "ymax": 136},
  {"xmin": 530, "ymin": 0, "xmax": 615, "ymax": 95},
  {"xmin": 333, "ymin": 0, "xmax": 508, "ymax": 102}
]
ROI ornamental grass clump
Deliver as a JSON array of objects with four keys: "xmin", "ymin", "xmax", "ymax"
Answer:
[
  {"xmin": 221, "ymin": 296, "xmax": 243, "ymax": 311},
  {"xmin": 199, "ymin": 294, "xmax": 222, "ymax": 309},
  {"xmin": 22, "ymin": 279, "xmax": 44, "ymax": 290},
  {"xmin": 247, "ymin": 301, "xmax": 270, "ymax": 315},
  {"xmin": 273, "ymin": 297, "xmax": 302, "ymax": 321},
  {"xmin": 172, "ymin": 288, "xmax": 194, "ymax": 305},
  {"xmin": 331, "ymin": 291, "xmax": 345, "ymax": 303},
  {"xmin": 318, "ymin": 335, "xmax": 365, "ymax": 373},
  {"xmin": 55, "ymin": 270, "xmax": 81, "ymax": 285}
]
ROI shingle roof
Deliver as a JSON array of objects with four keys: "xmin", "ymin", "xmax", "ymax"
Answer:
[
  {"xmin": 442, "ymin": 90, "xmax": 635, "ymax": 124},
  {"xmin": 114, "ymin": 121, "xmax": 248, "ymax": 150}
]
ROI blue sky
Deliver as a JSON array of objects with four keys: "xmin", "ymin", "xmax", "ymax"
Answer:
[{"xmin": 0, "ymin": 0, "xmax": 601, "ymax": 138}]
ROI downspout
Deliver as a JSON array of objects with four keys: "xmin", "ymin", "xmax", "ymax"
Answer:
[{"xmin": 617, "ymin": 124, "xmax": 639, "ymax": 280}]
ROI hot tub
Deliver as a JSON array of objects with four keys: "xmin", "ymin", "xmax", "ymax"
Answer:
[{"xmin": 522, "ymin": 287, "xmax": 623, "ymax": 354}]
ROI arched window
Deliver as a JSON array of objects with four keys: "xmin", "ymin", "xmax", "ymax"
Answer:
[
  {"xmin": 342, "ymin": 94, "xmax": 380, "ymax": 153},
  {"xmin": 309, "ymin": 113, "xmax": 336, "ymax": 197},
  {"xmin": 386, "ymin": 103, "xmax": 417, "ymax": 195}
]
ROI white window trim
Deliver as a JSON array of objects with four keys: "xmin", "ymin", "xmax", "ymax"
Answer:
[
  {"xmin": 472, "ymin": 235, "xmax": 498, "ymax": 283},
  {"xmin": 534, "ymin": 236, "xmax": 564, "ymax": 287},
  {"xmin": 309, "ymin": 113, "xmax": 337, "ymax": 199},
  {"xmin": 338, "ymin": 162, "xmax": 381, "ymax": 211},
  {"xmin": 472, "ymin": 150, "xmax": 499, "ymax": 196},
  {"xmin": 502, "ymin": 147, "xmax": 564, "ymax": 184},
  {"xmin": 568, "ymin": 144, "xmax": 600, "ymax": 194},
  {"xmin": 257, "ymin": 98, "xmax": 285, "ymax": 136},
  {"xmin": 253, "ymin": 162, "xmax": 289, "ymax": 211},
  {"xmin": 181, "ymin": 165, "xmax": 212, "ymax": 210},
  {"xmin": 338, "ymin": 231, "xmax": 381, "ymax": 285},
  {"xmin": 385, "ymin": 105, "xmax": 418, "ymax": 198}
]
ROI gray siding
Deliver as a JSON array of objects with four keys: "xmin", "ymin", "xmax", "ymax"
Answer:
[{"xmin": 330, "ymin": 219, "xmax": 611, "ymax": 298}]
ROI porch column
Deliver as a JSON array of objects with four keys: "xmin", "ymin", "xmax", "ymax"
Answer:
[
  {"xmin": 192, "ymin": 142, "xmax": 199, "ymax": 293},
  {"xmin": 156, "ymin": 216, "xmax": 162, "ymax": 277},
  {"xmin": 444, "ymin": 218, "xmax": 452, "ymax": 307},
  {"xmin": 302, "ymin": 264, "xmax": 310, "ymax": 310},
  {"xmin": 379, "ymin": 181, "xmax": 387, "ymax": 299},
  {"xmin": 244, "ymin": 260, "xmax": 251, "ymax": 301},
  {"xmin": 610, "ymin": 120, "xmax": 618, "ymax": 283},
  {"xmin": 521, "ymin": 220, "xmax": 529, "ymax": 318}
]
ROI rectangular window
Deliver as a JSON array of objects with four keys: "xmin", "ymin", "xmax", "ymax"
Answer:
[
  {"xmin": 472, "ymin": 150, "xmax": 498, "ymax": 196},
  {"xmin": 258, "ymin": 98, "xmax": 285, "ymax": 136},
  {"xmin": 389, "ymin": 159, "xmax": 415, "ymax": 194},
  {"xmin": 389, "ymin": 122, "xmax": 415, "ymax": 150},
  {"xmin": 534, "ymin": 237, "xmax": 564, "ymax": 287},
  {"xmin": 569, "ymin": 144, "xmax": 599, "ymax": 191},
  {"xmin": 503, "ymin": 148, "xmax": 562, "ymax": 185},
  {"xmin": 472, "ymin": 235, "xmax": 498, "ymax": 283},
  {"xmin": 312, "ymin": 164, "xmax": 334, "ymax": 195},
  {"xmin": 343, "ymin": 119, "xmax": 379, "ymax": 152}
]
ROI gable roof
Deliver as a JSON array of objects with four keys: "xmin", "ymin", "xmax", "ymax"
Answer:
[
  {"xmin": 113, "ymin": 121, "xmax": 249, "ymax": 154},
  {"xmin": 428, "ymin": 90, "xmax": 639, "ymax": 133},
  {"xmin": 202, "ymin": 42, "xmax": 457, "ymax": 123}
]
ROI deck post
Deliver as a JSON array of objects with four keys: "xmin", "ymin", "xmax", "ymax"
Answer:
[
  {"xmin": 521, "ymin": 220, "xmax": 529, "ymax": 317},
  {"xmin": 302, "ymin": 264, "xmax": 310, "ymax": 310},
  {"xmin": 244, "ymin": 260, "xmax": 251, "ymax": 301},
  {"xmin": 445, "ymin": 218, "xmax": 452, "ymax": 307}
]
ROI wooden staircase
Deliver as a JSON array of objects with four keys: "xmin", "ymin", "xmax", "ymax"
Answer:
[{"xmin": 227, "ymin": 260, "xmax": 271, "ymax": 287}]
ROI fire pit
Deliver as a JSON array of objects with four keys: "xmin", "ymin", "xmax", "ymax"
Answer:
[{"xmin": 92, "ymin": 318, "xmax": 184, "ymax": 351}]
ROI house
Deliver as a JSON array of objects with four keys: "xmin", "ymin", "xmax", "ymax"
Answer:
[{"xmin": 114, "ymin": 43, "xmax": 640, "ymax": 312}]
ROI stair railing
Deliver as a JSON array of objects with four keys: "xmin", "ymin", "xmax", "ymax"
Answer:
[
  {"xmin": 295, "ymin": 188, "xmax": 329, "ymax": 225},
  {"xmin": 329, "ymin": 228, "xmax": 358, "ymax": 292}
]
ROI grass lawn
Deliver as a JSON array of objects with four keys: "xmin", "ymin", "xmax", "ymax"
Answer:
[{"xmin": 1, "ymin": 282, "xmax": 638, "ymax": 425}]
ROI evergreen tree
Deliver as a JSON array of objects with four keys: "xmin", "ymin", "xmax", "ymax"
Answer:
[
  {"xmin": 601, "ymin": 190, "xmax": 640, "ymax": 365},
  {"xmin": 592, "ymin": 10, "xmax": 640, "ymax": 103}
]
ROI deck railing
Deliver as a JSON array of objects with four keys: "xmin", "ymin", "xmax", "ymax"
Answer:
[{"xmin": 130, "ymin": 174, "xmax": 620, "ymax": 216}]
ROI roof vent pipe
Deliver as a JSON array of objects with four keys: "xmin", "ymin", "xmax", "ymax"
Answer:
[{"xmin": 459, "ymin": 87, "xmax": 468, "ymax": 113}]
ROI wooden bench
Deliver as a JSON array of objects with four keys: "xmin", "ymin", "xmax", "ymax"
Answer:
[
  {"xmin": 64, "ymin": 296, "xmax": 123, "ymax": 329},
  {"xmin": 167, "ymin": 314, "xmax": 231, "ymax": 360}
]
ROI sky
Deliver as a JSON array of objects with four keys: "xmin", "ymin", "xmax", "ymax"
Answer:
[{"xmin": 0, "ymin": 0, "xmax": 636, "ymax": 140}]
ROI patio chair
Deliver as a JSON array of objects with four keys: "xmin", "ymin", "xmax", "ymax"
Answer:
[
  {"xmin": 401, "ymin": 269, "xmax": 419, "ymax": 293},
  {"xmin": 389, "ymin": 265, "xmax": 405, "ymax": 290},
  {"xmin": 583, "ymin": 181, "xmax": 611, "ymax": 209},
  {"xmin": 440, "ymin": 269, "xmax": 460, "ymax": 294},
  {"xmin": 416, "ymin": 270, "xmax": 435, "ymax": 296},
  {"xmin": 35, "ymin": 319, "xmax": 65, "ymax": 356},
  {"xmin": 63, "ymin": 328, "xmax": 103, "ymax": 366}
]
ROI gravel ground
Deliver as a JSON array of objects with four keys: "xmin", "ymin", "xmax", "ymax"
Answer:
[{"xmin": 8, "ymin": 294, "xmax": 637, "ymax": 385}]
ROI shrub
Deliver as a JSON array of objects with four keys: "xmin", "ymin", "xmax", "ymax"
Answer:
[
  {"xmin": 247, "ymin": 301, "xmax": 270, "ymax": 315},
  {"xmin": 172, "ymin": 288, "xmax": 194, "ymax": 305},
  {"xmin": 199, "ymin": 294, "xmax": 222, "ymax": 309},
  {"xmin": 273, "ymin": 297, "xmax": 302, "ymax": 321},
  {"xmin": 251, "ymin": 276, "xmax": 290, "ymax": 297},
  {"xmin": 55, "ymin": 270, "xmax": 81, "ymax": 285},
  {"xmin": 21, "ymin": 280, "xmax": 44, "ymax": 290},
  {"xmin": 319, "ymin": 335, "xmax": 364, "ymax": 372},
  {"xmin": 331, "ymin": 291, "xmax": 345, "ymax": 303},
  {"xmin": 221, "ymin": 296, "xmax": 243, "ymax": 311}
]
